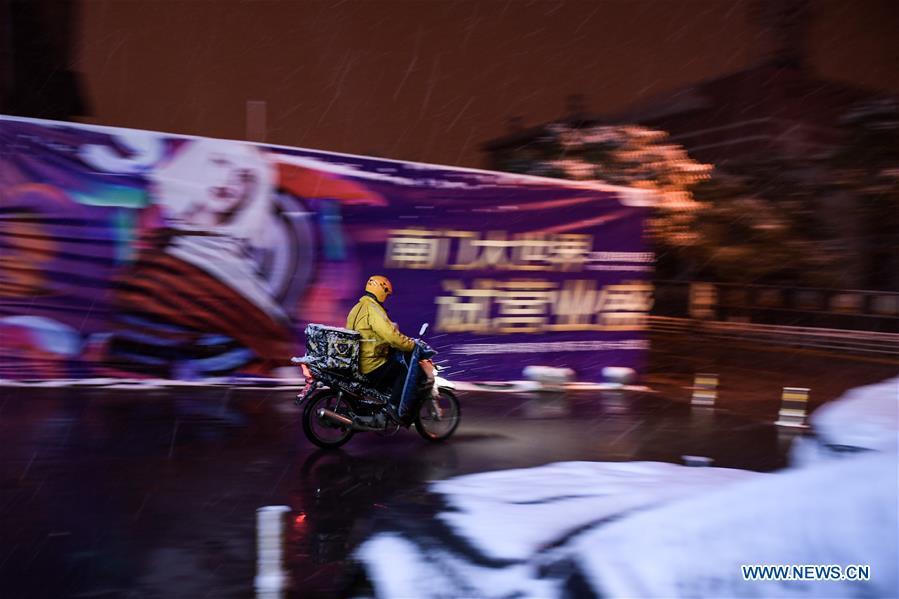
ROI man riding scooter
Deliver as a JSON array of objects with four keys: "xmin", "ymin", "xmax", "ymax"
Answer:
[
  {"xmin": 295, "ymin": 276, "xmax": 458, "ymax": 448},
  {"xmin": 346, "ymin": 275, "xmax": 424, "ymax": 424}
]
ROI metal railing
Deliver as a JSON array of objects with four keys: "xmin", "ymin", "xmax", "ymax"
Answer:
[
  {"xmin": 653, "ymin": 280, "xmax": 899, "ymax": 333},
  {"xmin": 650, "ymin": 316, "xmax": 899, "ymax": 358}
]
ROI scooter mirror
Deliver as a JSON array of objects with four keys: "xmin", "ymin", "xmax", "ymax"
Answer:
[{"xmin": 419, "ymin": 322, "xmax": 429, "ymax": 336}]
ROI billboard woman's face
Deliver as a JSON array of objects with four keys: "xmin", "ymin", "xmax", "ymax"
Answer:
[
  {"xmin": 150, "ymin": 140, "xmax": 264, "ymax": 229},
  {"xmin": 203, "ymin": 152, "xmax": 258, "ymax": 221}
]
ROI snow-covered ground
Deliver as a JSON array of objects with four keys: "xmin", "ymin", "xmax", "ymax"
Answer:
[{"xmin": 354, "ymin": 376, "xmax": 899, "ymax": 598}]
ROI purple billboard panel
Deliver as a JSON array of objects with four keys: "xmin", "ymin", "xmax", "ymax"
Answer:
[{"xmin": 0, "ymin": 116, "xmax": 652, "ymax": 381}]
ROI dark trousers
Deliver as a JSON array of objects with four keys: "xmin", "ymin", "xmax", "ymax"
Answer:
[{"xmin": 366, "ymin": 359, "xmax": 407, "ymax": 406}]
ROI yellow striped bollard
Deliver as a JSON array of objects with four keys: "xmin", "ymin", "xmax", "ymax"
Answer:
[
  {"xmin": 691, "ymin": 373, "xmax": 718, "ymax": 408},
  {"xmin": 775, "ymin": 387, "xmax": 810, "ymax": 428}
]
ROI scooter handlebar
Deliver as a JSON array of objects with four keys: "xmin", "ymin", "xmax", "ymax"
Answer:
[{"xmin": 415, "ymin": 339, "xmax": 437, "ymax": 357}]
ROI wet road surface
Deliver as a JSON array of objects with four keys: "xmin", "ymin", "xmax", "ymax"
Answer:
[{"xmin": 1, "ymin": 341, "xmax": 896, "ymax": 598}]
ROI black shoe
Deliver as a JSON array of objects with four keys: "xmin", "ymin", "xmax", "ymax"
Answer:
[
  {"xmin": 386, "ymin": 403, "xmax": 416, "ymax": 428},
  {"xmin": 398, "ymin": 406, "xmax": 416, "ymax": 427}
]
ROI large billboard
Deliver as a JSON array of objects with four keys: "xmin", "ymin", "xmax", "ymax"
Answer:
[{"xmin": 0, "ymin": 116, "xmax": 652, "ymax": 381}]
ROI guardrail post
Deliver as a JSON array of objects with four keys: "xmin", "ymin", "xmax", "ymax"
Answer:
[
  {"xmin": 255, "ymin": 505, "xmax": 291, "ymax": 598},
  {"xmin": 775, "ymin": 387, "xmax": 810, "ymax": 428},
  {"xmin": 691, "ymin": 373, "xmax": 718, "ymax": 408}
]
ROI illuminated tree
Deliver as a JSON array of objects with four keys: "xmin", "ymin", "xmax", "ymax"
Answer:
[
  {"xmin": 496, "ymin": 105, "xmax": 898, "ymax": 290},
  {"xmin": 498, "ymin": 123, "xmax": 712, "ymax": 250},
  {"xmin": 690, "ymin": 161, "xmax": 842, "ymax": 286}
]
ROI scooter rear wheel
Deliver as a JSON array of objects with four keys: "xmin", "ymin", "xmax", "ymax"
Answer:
[{"xmin": 303, "ymin": 392, "xmax": 355, "ymax": 449}]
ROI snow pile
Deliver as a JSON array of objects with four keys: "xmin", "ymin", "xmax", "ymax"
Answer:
[
  {"xmin": 431, "ymin": 461, "xmax": 759, "ymax": 563},
  {"xmin": 791, "ymin": 375, "xmax": 898, "ymax": 466},
  {"xmin": 356, "ymin": 462, "xmax": 761, "ymax": 598},
  {"xmin": 353, "ymin": 377, "xmax": 899, "ymax": 598},
  {"xmin": 573, "ymin": 450, "xmax": 897, "ymax": 598},
  {"xmin": 809, "ymin": 376, "xmax": 898, "ymax": 451}
]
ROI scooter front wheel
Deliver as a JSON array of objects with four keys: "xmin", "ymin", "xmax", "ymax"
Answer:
[
  {"xmin": 303, "ymin": 392, "xmax": 355, "ymax": 449},
  {"xmin": 414, "ymin": 389, "xmax": 461, "ymax": 442}
]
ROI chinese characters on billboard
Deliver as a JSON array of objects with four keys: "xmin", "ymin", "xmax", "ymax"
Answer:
[{"xmin": 385, "ymin": 229, "xmax": 652, "ymax": 333}]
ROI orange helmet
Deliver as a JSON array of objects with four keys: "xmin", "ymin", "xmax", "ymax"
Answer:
[{"xmin": 365, "ymin": 275, "xmax": 393, "ymax": 303}]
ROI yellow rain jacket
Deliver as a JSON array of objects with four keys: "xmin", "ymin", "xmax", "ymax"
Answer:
[{"xmin": 346, "ymin": 295, "xmax": 415, "ymax": 374}]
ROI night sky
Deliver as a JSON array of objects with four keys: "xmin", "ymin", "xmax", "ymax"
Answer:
[{"xmin": 76, "ymin": 0, "xmax": 899, "ymax": 168}]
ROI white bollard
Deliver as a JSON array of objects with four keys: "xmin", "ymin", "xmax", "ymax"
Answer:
[
  {"xmin": 602, "ymin": 366, "xmax": 636, "ymax": 387},
  {"xmin": 523, "ymin": 365, "xmax": 575, "ymax": 393},
  {"xmin": 255, "ymin": 505, "xmax": 291, "ymax": 597}
]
